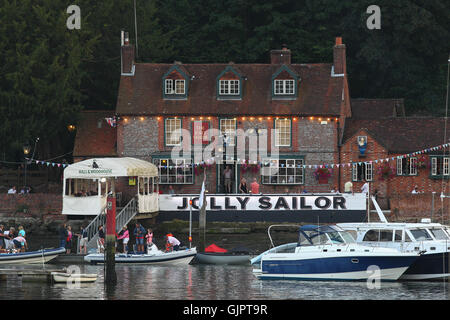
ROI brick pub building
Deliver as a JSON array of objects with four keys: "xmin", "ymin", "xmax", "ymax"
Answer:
[{"xmin": 73, "ymin": 34, "xmax": 450, "ymax": 221}]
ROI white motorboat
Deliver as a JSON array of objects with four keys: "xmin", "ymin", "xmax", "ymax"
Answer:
[
  {"xmin": 51, "ymin": 272, "xmax": 98, "ymax": 283},
  {"xmin": 84, "ymin": 244, "xmax": 197, "ymax": 265},
  {"xmin": 337, "ymin": 196, "xmax": 450, "ymax": 280},
  {"xmin": 0, "ymin": 247, "xmax": 66, "ymax": 264},
  {"xmin": 253, "ymin": 224, "xmax": 421, "ymax": 281}
]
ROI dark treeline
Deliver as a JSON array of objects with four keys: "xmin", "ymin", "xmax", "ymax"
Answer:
[{"xmin": 0, "ymin": 0, "xmax": 449, "ymax": 163}]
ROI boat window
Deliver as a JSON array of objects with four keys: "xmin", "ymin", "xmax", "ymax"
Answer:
[
  {"xmin": 379, "ymin": 230, "xmax": 393, "ymax": 242},
  {"xmin": 394, "ymin": 230, "xmax": 402, "ymax": 242},
  {"xmin": 298, "ymin": 232, "xmax": 313, "ymax": 246},
  {"xmin": 410, "ymin": 229, "xmax": 433, "ymax": 241},
  {"xmin": 404, "ymin": 232, "xmax": 412, "ymax": 242},
  {"xmin": 362, "ymin": 229, "xmax": 379, "ymax": 241},
  {"xmin": 345, "ymin": 230, "xmax": 358, "ymax": 240},
  {"xmin": 311, "ymin": 233, "xmax": 329, "ymax": 245},
  {"xmin": 327, "ymin": 231, "xmax": 345, "ymax": 244},
  {"xmin": 339, "ymin": 231, "xmax": 356, "ymax": 243},
  {"xmin": 429, "ymin": 228, "xmax": 450, "ymax": 240}
]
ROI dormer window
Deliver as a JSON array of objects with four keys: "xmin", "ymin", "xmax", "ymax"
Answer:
[
  {"xmin": 271, "ymin": 65, "xmax": 299, "ymax": 99},
  {"xmin": 163, "ymin": 64, "xmax": 189, "ymax": 99},
  {"xmin": 219, "ymin": 80, "xmax": 239, "ymax": 95},
  {"xmin": 217, "ymin": 65, "xmax": 243, "ymax": 100},
  {"xmin": 165, "ymin": 79, "xmax": 185, "ymax": 95},
  {"xmin": 274, "ymin": 79, "xmax": 295, "ymax": 95}
]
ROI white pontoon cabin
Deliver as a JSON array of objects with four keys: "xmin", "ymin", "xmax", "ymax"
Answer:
[{"xmin": 62, "ymin": 157, "xmax": 159, "ymax": 215}]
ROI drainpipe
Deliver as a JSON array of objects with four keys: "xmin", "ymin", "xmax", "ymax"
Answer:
[{"xmin": 337, "ymin": 121, "xmax": 342, "ymax": 191}]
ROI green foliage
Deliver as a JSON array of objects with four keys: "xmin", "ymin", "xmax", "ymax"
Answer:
[{"xmin": 0, "ymin": 0, "xmax": 449, "ymax": 162}]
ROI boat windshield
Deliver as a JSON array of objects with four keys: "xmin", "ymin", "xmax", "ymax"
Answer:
[
  {"xmin": 428, "ymin": 228, "xmax": 450, "ymax": 240},
  {"xmin": 298, "ymin": 225, "xmax": 355, "ymax": 245},
  {"xmin": 409, "ymin": 229, "xmax": 433, "ymax": 241}
]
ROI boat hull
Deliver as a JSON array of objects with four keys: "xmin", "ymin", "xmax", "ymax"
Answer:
[
  {"xmin": 0, "ymin": 248, "xmax": 66, "ymax": 265},
  {"xmin": 84, "ymin": 248, "xmax": 197, "ymax": 265},
  {"xmin": 194, "ymin": 253, "xmax": 250, "ymax": 265},
  {"xmin": 400, "ymin": 252, "xmax": 450, "ymax": 280},
  {"xmin": 51, "ymin": 272, "xmax": 98, "ymax": 283},
  {"xmin": 258, "ymin": 255, "xmax": 418, "ymax": 281}
]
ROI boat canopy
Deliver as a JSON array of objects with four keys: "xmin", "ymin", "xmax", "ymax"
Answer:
[
  {"xmin": 299, "ymin": 225, "xmax": 345, "ymax": 233},
  {"xmin": 298, "ymin": 224, "xmax": 354, "ymax": 246},
  {"xmin": 63, "ymin": 157, "xmax": 158, "ymax": 179}
]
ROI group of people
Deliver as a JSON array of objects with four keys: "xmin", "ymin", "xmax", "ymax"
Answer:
[
  {"xmin": 7, "ymin": 186, "xmax": 31, "ymax": 194},
  {"xmin": 0, "ymin": 224, "xmax": 28, "ymax": 253},
  {"xmin": 238, "ymin": 177, "xmax": 260, "ymax": 194},
  {"xmin": 95, "ymin": 222, "xmax": 181, "ymax": 255},
  {"xmin": 59, "ymin": 223, "xmax": 85, "ymax": 254}
]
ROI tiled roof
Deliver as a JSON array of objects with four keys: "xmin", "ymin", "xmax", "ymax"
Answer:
[
  {"xmin": 351, "ymin": 98, "xmax": 405, "ymax": 119},
  {"xmin": 73, "ymin": 110, "xmax": 117, "ymax": 157},
  {"xmin": 116, "ymin": 63, "xmax": 344, "ymax": 116},
  {"xmin": 343, "ymin": 118, "xmax": 450, "ymax": 153}
]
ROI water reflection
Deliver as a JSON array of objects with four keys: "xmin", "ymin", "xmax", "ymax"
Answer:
[{"xmin": 0, "ymin": 264, "xmax": 448, "ymax": 300}]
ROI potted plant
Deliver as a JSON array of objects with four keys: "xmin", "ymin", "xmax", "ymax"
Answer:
[{"xmin": 313, "ymin": 167, "xmax": 332, "ymax": 184}]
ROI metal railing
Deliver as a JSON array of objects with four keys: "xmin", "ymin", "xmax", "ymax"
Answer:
[
  {"xmin": 77, "ymin": 197, "xmax": 139, "ymax": 253},
  {"xmin": 115, "ymin": 197, "xmax": 138, "ymax": 234}
]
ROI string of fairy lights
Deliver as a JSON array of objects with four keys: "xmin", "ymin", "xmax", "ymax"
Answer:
[{"xmin": 28, "ymin": 142, "xmax": 450, "ymax": 171}]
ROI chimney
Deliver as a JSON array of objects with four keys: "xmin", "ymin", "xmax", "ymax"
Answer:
[
  {"xmin": 270, "ymin": 45, "xmax": 291, "ymax": 64},
  {"xmin": 333, "ymin": 37, "xmax": 346, "ymax": 75},
  {"xmin": 121, "ymin": 31, "xmax": 135, "ymax": 75}
]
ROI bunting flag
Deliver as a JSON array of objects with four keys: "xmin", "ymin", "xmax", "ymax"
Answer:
[
  {"xmin": 29, "ymin": 142, "xmax": 449, "ymax": 171},
  {"xmin": 105, "ymin": 117, "xmax": 117, "ymax": 127}
]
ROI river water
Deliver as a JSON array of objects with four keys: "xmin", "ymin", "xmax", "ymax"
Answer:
[{"xmin": 0, "ymin": 264, "xmax": 449, "ymax": 300}]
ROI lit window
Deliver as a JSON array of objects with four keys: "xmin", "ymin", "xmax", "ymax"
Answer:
[
  {"xmin": 165, "ymin": 118, "xmax": 182, "ymax": 146},
  {"xmin": 159, "ymin": 159, "xmax": 193, "ymax": 184},
  {"xmin": 219, "ymin": 80, "xmax": 239, "ymax": 95},
  {"xmin": 274, "ymin": 118, "xmax": 291, "ymax": 147},
  {"xmin": 261, "ymin": 159, "xmax": 304, "ymax": 184},
  {"xmin": 274, "ymin": 79, "xmax": 295, "ymax": 95},
  {"xmin": 220, "ymin": 119, "xmax": 236, "ymax": 146}
]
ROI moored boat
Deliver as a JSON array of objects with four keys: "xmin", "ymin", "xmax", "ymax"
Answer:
[
  {"xmin": 254, "ymin": 225, "xmax": 421, "ymax": 281},
  {"xmin": 0, "ymin": 247, "xmax": 66, "ymax": 265},
  {"xmin": 193, "ymin": 244, "xmax": 251, "ymax": 265},
  {"xmin": 84, "ymin": 245, "xmax": 197, "ymax": 265},
  {"xmin": 338, "ymin": 196, "xmax": 450, "ymax": 280},
  {"xmin": 51, "ymin": 272, "xmax": 98, "ymax": 283}
]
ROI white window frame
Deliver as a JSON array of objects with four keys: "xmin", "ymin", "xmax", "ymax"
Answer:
[
  {"xmin": 274, "ymin": 79, "xmax": 295, "ymax": 95},
  {"xmin": 165, "ymin": 79, "xmax": 185, "ymax": 95},
  {"xmin": 219, "ymin": 80, "xmax": 240, "ymax": 95},
  {"xmin": 165, "ymin": 118, "xmax": 182, "ymax": 146},
  {"xmin": 274, "ymin": 118, "xmax": 291, "ymax": 147},
  {"xmin": 352, "ymin": 162, "xmax": 373, "ymax": 182},
  {"xmin": 220, "ymin": 118, "xmax": 237, "ymax": 146},
  {"xmin": 431, "ymin": 156, "xmax": 450, "ymax": 176},
  {"xmin": 158, "ymin": 158, "xmax": 193, "ymax": 184},
  {"xmin": 261, "ymin": 159, "xmax": 304, "ymax": 185},
  {"xmin": 397, "ymin": 157, "xmax": 417, "ymax": 176}
]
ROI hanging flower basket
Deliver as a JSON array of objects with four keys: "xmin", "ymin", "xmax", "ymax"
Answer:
[
  {"xmin": 416, "ymin": 155, "xmax": 428, "ymax": 169},
  {"xmin": 377, "ymin": 163, "xmax": 395, "ymax": 181},
  {"xmin": 313, "ymin": 167, "xmax": 332, "ymax": 184}
]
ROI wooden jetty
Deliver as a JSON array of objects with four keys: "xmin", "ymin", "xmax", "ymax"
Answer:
[{"xmin": 0, "ymin": 268, "xmax": 66, "ymax": 283}]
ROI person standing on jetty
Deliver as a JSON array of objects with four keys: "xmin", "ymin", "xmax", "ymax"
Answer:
[
  {"xmin": 76, "ymin": 225, "xmax": 88, "ymax": 254},
  {"xmin": 65, "ymin": 225, "xmax": 73, "ymax": 254},
  {"xmin": 134, "ymin": 223, "xmax": 146, "ymax": 253},
  {"xmin": 59, "ymin": 223, "xmax": 68, "ymax": 250}
]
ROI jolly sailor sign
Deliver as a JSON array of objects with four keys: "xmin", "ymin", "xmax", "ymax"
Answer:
[{"xmin": 159, "ymin": 194, "xmax": 366, "ymax": 211}]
